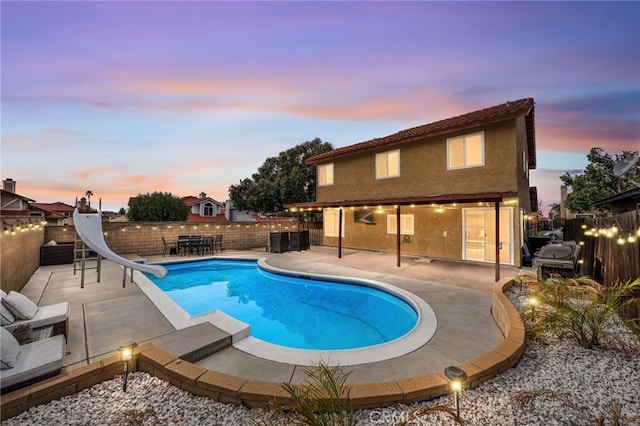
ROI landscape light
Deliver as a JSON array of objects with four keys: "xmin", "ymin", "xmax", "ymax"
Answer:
[
  {"xmin": 444, "ymin": 366, "xmax": 468, "ymax": 418},
  {"xmin": 117, "ymin": 341, "xmax": 138, "ymax": 392}
]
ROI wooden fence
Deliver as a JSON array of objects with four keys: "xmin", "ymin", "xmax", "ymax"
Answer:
[
  {"xmin": 565, "ymin": 210, "xmax": 640, "ymax": 323},
  {"xmin": 564, "ymin": 210, "xmax": 640, "ymax": 286}
]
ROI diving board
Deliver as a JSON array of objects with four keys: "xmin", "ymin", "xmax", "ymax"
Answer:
[{"xmin": 73, "ymin": 207, "xmax": 167, "ymax": 278}]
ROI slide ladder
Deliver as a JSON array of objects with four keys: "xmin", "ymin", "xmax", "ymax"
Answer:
[{"xmin": 73, "ymin": 205, "xmax": 167, "ymax": 282}]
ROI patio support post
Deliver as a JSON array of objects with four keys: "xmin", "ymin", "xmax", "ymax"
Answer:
[
  {"xmin": 397, "ymin": 205, "xmax": 401, "ymax": 267},
  {"xmin": 495, "ymin": 201, "xmax": 500, "ymax": 282},
  {"xmin": 338, "ymin": 208, "xmax": 342, "ymax": 259}
]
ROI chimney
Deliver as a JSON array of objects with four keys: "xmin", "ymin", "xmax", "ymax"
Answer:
[
  {"xmin": 199, "ymin": 192, "xmax": 207, "ymax": 199},
  {"xmin": 3, "ymin": 178, "xmax": 16, "ymax": 193}
]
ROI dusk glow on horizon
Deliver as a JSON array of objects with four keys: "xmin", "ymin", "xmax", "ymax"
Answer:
[{"xmin": 2, "ymin": 1, "xmax": 639, "ymax": 214}]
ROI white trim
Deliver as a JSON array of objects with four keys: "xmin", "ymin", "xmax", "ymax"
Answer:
[
  {"xmin": 375, "ymin": 149, "xmax": 401, "ymax": 179},
  {"xmin": 317, "ymin": 163, "xmax": 334, "ymax": 186},
  {"xmin": 462, "ymin": 207, "xmax": 514, "ymax": 265},
  {"xmin": 386, "ymin": 214, "xmax": 415, "ymax": 235},
  {"xmin": 447, "ymin": 131, "xmax": 485, "ymax": 170}
]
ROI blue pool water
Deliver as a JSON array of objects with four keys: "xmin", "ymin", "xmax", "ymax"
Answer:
[{"xmin": 145, "ymin": 259, "xmax": 418, "ymax": 350}]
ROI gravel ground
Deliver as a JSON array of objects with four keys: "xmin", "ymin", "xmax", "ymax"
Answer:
[{"xmin": 3, "ymin": 288, "xmax": 639, "ymax": 426}]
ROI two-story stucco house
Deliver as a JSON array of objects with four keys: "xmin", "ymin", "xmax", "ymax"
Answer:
[{"xmin": 288, "ymin": 98, "xmax": 537, "ymax": 275}]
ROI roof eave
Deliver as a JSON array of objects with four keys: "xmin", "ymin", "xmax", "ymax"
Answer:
[{"xmin": 286, "ymin": 192, "xmax": 519, "ymax": 210}]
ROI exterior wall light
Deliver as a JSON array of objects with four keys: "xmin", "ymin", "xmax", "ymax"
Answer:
[
  {"xmin": 444, "ymin": 365, "xmax": 468, "ymax": 418},
  {"xmin": 117, "ymin": 341, "xmax": 138, "ymax": 392}
]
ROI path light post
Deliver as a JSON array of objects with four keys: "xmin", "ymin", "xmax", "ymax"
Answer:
[
  {"xmin": 444, "ymin": 365, "xmax": 467, "ymax": 418},
  {"xmin": 527, "ymin": 295, "xmax": 539, "ymax": 321},
  {"xmin": 117, "ymin": 341, "xmax": 138, "ymax": 392}
]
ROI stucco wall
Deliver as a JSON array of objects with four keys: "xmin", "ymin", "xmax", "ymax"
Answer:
[
  {"xmin": 316, "ymin": 121, "xmax": 521, "ymax": 203},
  {"xmin": 324, "ymin": 203, "xmax": 524, "ymax": 267}
]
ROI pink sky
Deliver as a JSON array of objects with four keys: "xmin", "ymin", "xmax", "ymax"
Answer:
[{"xmin": 2, "ymin": 2, "xmax": 638, "ymax": 214}]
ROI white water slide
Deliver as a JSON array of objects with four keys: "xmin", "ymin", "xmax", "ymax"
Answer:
[{"xmin": 73, "ymin": 208, "xmax": 167, "ymax": 278}]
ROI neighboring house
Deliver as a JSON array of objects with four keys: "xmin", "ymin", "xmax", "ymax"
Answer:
[
  {"xmin": 287, "ymin": 98, "xmax": 537, "ymax": 271},
  {"xmin": 1, "ymin": 185, "xmax": 34, "ymax": 217},
  {"xmin": 30, "ymin": 202, "xmax": 75, "ymax": 225},
  {"xmin": 180, "ymin": 193, "xmax": 228, "ymax": 223},
  {"xmin": 223, "ymin": 200, "xmax": 294, "ymax": 224},
  {"xmin": 592, "ymin": 187, "xmax": 640, "ymax": 215}
]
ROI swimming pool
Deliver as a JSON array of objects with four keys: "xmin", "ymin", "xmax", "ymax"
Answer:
[
  {"xmin": 135, "ymin": 256, "xmax": 437, "ymax": 365},
  {"xmin": 145, "ymin": 259, "xmax": 417, "ymax": 350}
]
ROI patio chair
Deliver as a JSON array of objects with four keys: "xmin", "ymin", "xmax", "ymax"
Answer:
[
  {"xmin": 202, "ymin": 236, "xmax": 214, "ymax": 255},
  {"xmin": 214, "ymin": 234, "xmax": 224, "ymax": 252},
  {"xmin": 162, "ymin": 237, "xmax": 177, "ymax": 257},
  {"xmin": 1, "ymin": 328, "xmax": 65, "ymax": 394}
]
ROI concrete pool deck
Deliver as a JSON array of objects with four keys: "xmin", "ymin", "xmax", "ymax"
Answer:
[{"xmin": 3, "ymin": 246, "xmax": 528, "ymax": 413}]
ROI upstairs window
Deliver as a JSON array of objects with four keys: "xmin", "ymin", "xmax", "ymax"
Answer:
[
  {"xmin": 318, "ymin": 163, "xmax": 334, "ymax": 186},
  {"xmin": 447, "ymin": 132, "xmax": 484, "ymax": 170},
  {"xmin": 376, "ymin": 149, "xmax": 400, "ymax": 179},
  {"xmin": 203, "ymin": 202, "xmax": 214, "ymax": 216}
]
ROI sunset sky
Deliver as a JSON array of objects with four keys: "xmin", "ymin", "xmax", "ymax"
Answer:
[{"xmin": 2, "ymin": 1, "xmax": 639, "ymax": 214}]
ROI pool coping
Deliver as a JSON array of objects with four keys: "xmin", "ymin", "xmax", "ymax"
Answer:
[
  {"xmin": 133, "ymin": 256, "xmax": 438, "ymax": 366},
  {"xmin": 1, "ymin": 276, "xmax": 526, "ymax": 416}
]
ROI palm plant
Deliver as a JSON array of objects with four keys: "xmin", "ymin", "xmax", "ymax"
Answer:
[
  {"xmin": 522, "ymin": 276, "xmax": 640, "ymax": 350},
  {"xmin": 253, "ymin": 362, "xmax": 356, "ymax": 426}
]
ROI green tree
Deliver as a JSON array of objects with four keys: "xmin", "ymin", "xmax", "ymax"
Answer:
[
  {"xmin": 229, "ymin": 138, "xmax": 334, "ymax": 214},
  {"xmin": 560, "ymin": 148, "xmax": 640, "ymax": 215},
  {"xmin": 127, "ymin": 192, "xmax": 189, "ymax": 221},
  {"xmin": 85, "ymin": 190, "xmax": 93, "ymax": 208}
]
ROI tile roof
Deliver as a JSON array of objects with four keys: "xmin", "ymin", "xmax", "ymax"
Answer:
[
  {"xmin": 31, "ymin": 202, "xmax": 75, "ymax": 213},
  {"xmin": 307, "ymin": 98, "xmax": 536, "ymax": 168},
  {"xmin": 186, "ymin": 213, "xmax": 229, "ymax": 223},
  {"xmin": 181, "ymin": 196, "xmax": 223, "ymax": 206}
]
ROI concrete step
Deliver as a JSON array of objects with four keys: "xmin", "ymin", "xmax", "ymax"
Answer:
[{"xmin": 150, "ymin": 322, "xmax": 232, "ymax": 363}]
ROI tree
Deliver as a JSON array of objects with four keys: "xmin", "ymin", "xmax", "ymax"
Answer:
[
  {"xmin": 229, "ymin": 138, "xmax": 334, "ymax": 214},
  {"xmin": 127, "ymin": 192, "xmax": 189, "ymax": 221},
  {"xmin": 85, "ymin": 190, "xmax": 93, "ymax": 208},
  {"xmin": 560, "ymin": 147, "xmax": 640, "ymax": 215}
]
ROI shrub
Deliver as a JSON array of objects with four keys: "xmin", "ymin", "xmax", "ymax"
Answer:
[{"xmin": 522, "ymin": 276, "xmax": 640, "ymax": 350}]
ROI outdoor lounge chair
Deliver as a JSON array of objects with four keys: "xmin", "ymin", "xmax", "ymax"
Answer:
[
  {"xmin": 3, "ymin": 302, "xmax": 69, "ymax": 340},
  {"xmin": 2, "ymin": 291, "xmax": 69, "ymax": 340},
  {"xmin": 1, "ymin": 328, "xmax": 65, "ymax": 394}
]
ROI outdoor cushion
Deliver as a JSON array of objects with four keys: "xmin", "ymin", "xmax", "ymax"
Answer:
[
  {"xmin": 4, "ymin": 302, "xmax": 69, "ymax": 336},
  {"xmin": 2, "ymin": 292, "xmax": 39, "ymax": 320},
  {"xmin": 0, "ymin": 303, "xmax": 15, "ymax": 326},
  {"xmin": 0, "ymin": 334, "xmax": 65, "ymax": 389},
  {"xmin": 1, "ymin": 328, "xmax": 21, "ymax": 369},
  {"xmin": 0, "ymin": 290, "xmax": 6, "ymax": 298}
]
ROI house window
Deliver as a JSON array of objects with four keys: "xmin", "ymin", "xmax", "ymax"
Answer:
[
  {"xmin": 376, "ymin": 149, "xmax": 400, "ymax": 179},
  {"xmin": 386, "ymin": 214, "xmax": 414, "ymax": 235},
  {"xmin": 318, "ymin": 163, "xmax": 334, "ymax": 186},
  {"xmin": 324, "ymin": 209, "xmax": 345, "ymax": 237},
  {"xmin": 203, "ymin": 202, "xmax": 214, "ymax": 216},
  {"xmin": 447, "ymin": 132, "xmax": 484, "ymax": 169}
]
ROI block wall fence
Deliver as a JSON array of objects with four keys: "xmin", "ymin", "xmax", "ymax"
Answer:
[
  {"xmin": 44, "ymin": 221, "xmax": 304, "ymax": 257},
  {"xmin": 0, "ymin": 218, "xmax": 45, "ymax": 293}
]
